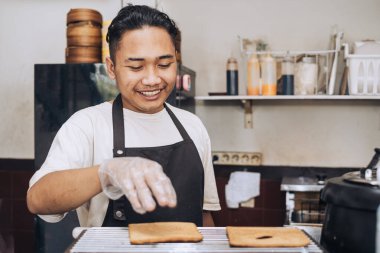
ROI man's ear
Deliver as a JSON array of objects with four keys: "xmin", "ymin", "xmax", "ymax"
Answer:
[
  {"xmin": 105, "ymin": 56, "xmax": 116, "ymax": 80},
  {"xmin": 175, "ymin": 50, "xmax": 181, "ymax": 63}
]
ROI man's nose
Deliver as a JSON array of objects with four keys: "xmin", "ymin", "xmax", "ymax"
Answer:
[{"xmin": 142, "ymin": 68, "xmax": 161, "ymax": 86}]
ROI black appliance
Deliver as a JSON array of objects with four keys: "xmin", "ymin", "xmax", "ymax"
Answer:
[
  {"xmin": 34, "ymin": 63, "xmax": 195, "ymax": 253},
  {"xmin": 321, "ymin": 148, "xmax": 380, "ymax": 253},
  {"xmin": 175, "ymin": 64, "xmax": 196, "ymax": 113}
]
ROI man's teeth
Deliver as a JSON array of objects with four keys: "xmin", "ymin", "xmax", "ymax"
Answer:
[{"xmin": 140, "ymin": 90, "xmax": 161, "ymax": 96}]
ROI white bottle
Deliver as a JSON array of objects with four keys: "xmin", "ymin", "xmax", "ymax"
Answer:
[
  {"xmin": 260, "ymin": 54, "xmax": 277, "ymax": 96},
  {"xmin": 247, "ymin": 54, "xmax": 260, "ymax": 95}
]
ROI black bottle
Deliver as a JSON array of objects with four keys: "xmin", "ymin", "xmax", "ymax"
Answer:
[
  {"xmin": 281, "ymin": 56, "xmax": 294, "ymax": 95},
  {"xmin": 227, "ymin": 57, "xmax": 238, "ymax": 95}
]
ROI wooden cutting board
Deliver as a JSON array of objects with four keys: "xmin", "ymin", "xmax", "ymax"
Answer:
[{"xmin": 226, "ymin": 226, "xmax": 310, "ymax": 247}]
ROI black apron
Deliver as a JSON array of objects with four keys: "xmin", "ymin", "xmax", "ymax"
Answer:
[{"xmin": 102, "ymin": 94, "xmax": 204, "ymax": 227}]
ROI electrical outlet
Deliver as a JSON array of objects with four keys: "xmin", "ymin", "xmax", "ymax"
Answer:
[{"xmin": 212, "ymin": 151, "xmax": 262, "ymax": 166}]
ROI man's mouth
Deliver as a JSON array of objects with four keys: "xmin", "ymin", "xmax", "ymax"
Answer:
[{"xmin": 138, "ymin": 89, "xmax": 163, "ymax": 97}]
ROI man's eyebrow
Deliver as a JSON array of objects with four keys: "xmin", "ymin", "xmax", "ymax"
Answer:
[
  {"xmin": 158, "ymin": 54, "xmax": 174, "ymax": 60},
  {"xmin": 124, "ymin": 54, "xmax": 174, "ymax": 63},
  {"xmin": 126, "ymin": 57, "xmax": 144, "ymax": 61}
]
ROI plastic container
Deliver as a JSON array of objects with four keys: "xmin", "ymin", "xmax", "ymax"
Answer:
[
  {"xmin": 247, "ymin": 54, "xmax": 260, "ymax": 95},
  {"xmin": 281, "ymin": 56, "xmax": 294, "ymax": 95},
  {"xmin": 344, "ymin": 44, "xmax": 380, "ymax": 95},
  {"xmin": 295, "ymin": 56, "xmax": 318, "ymax": 95},
  {"xmin": 260, "ymin": 54, "xmax": 277, "ymax": 96}
]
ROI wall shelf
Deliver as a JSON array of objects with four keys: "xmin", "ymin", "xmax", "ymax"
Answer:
[
  {"xmin": 195, "ymin": 95, "xmax": 380, "ymax": 128},
  {"xmin": 195, "ymin": 95, "xmax": 380, "ymax": 101}
]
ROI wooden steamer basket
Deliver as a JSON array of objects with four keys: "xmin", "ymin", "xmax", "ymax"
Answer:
[{"xmin": 66, "ymin": 8, "xmax": 102, "ymax": 63}]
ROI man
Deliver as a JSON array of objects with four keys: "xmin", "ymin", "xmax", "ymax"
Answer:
[{"xmin": 27, "ymin": 5, "xmax": 220, "ymax": 227}]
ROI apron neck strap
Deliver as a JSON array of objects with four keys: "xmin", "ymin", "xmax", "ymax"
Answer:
[
  {"xmin": 112, "ymin": 94, "xmax": 126, "ymax": 157},
  {"xmin": 164, "ymin": 103, "xmax": 191, "ymax": 141},
  {"xmin": 112, "ymin": 94, "xmax": 192, "ymax": 157}
]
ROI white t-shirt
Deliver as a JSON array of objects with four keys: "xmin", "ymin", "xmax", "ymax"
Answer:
[{"xmin": 29, "ymin": 102, "xmax": 221, "ymax": 227}]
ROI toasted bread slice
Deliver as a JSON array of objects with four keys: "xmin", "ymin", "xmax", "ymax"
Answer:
[
  {"xmin": 226, "ymin": 226, "xmax": 310, "ymax": 247},
  {"xmin": 129, "ymin": 222, "xmax": 203, "ymax": 244}
]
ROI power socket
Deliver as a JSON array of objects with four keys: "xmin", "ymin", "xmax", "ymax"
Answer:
[{"xmin": 212, "ymin": 151, "xmax": 262, "ymax": 166}]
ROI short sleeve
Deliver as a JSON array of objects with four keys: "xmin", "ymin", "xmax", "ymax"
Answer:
[
  {"xmin": 29, "ymin": 112, "xmax": 94, "ymax": 222},
  {"xmin": 199, "ymin": 124, "xmax": 221, "ymax": 211}
]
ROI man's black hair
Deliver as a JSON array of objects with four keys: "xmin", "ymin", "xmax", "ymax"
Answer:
[{"xmin": 106, "ymin": 4, "xmax": 179, "ymax": 62}]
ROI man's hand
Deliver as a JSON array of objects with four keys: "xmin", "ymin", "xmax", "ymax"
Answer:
[{"xmin": 98, "ymin": 157, "xmax": 177, "ymax": 214}]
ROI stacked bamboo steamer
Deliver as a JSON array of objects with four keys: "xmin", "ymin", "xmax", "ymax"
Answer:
[{"xmin": 66, "ymin": 8, "xmax": 102, "ymax": 63}]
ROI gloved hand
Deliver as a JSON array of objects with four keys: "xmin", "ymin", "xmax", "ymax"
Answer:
[{"xmin": 98, "ymin": 157, "xmax": 177, "ymax": 214}]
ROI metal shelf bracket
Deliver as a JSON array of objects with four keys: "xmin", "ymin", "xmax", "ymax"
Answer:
[{"xmin": 241, "ymin": 99, "xmax": 253, "ymax": 128}]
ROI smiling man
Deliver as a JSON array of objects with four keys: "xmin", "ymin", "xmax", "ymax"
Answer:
[{"xmin": 27, "ymin": 5, "xmax": 220, "ymax": 228}]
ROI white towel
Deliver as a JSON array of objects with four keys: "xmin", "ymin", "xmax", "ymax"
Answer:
[{"xmin": 225, "ymin": 171, "xmax": 260, "ymax": 208}]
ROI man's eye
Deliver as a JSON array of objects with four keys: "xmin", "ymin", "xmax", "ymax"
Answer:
[
  {"xmin": 127, "ymin": 66, "xmax": 143, "ymax": 71},
  {"xmin": 158, "ymin": 63, "xmax": 172, "ymax": 69}
]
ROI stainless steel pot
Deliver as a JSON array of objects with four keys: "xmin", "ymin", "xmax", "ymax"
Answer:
[{"xmin": 320, "ymin": 148, "xmax": 380, "ymax": 253}]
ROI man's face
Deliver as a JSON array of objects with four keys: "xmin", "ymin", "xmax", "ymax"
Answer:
[{"xmin": 106, "ymin": 26, "xmax": 177, "ymax": 114}]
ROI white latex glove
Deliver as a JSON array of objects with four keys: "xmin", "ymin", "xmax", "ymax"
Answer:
[{"xmin": 98, "ymin": 157, "xmax": 177, "ymax": 214}]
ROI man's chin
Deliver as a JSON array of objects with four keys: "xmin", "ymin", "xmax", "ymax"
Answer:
[{"xmin": 139, "ymin": 101, "xmax": 166, "ymax": 114}]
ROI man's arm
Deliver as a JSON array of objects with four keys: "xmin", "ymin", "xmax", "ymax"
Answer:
[
  {"xmin": 202, "ymin": 211, "xmax": 215, "ymax": 227},
  {"xmin": 27, "ymin": 165, "xmax": 101, "ymax": 215},
  {"xmin": 27, "ymin": 157, "xmax": 177, "ymax": 216}
]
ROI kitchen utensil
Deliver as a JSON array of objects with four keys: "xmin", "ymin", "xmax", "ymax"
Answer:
[
  {"xmin": 66, "ymin": 8, "xmax": 102, "ymax": 63},
  {"xmin": 327, "ymin": 31, "xmax": 343, "ymax": 95},
  {"xmin": 321, "ymin": 148, "xmax": 380, "ymax": 253}
]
